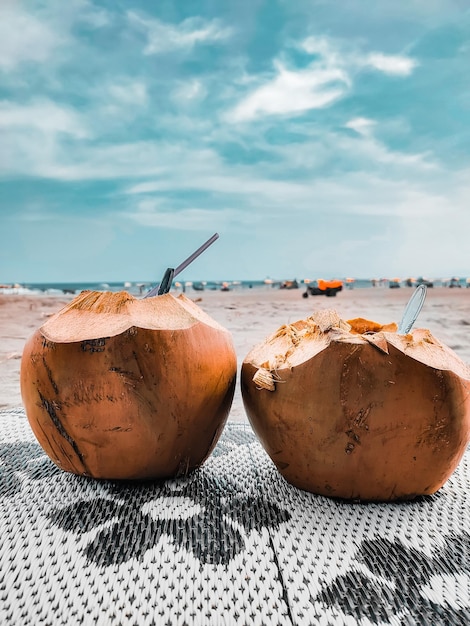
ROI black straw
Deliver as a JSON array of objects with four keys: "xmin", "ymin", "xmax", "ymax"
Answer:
[{"xmin": 145, "ymin": 233, "xmax": 219, "ymax": 298}]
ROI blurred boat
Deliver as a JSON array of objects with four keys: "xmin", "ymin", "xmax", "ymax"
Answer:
[
  {"xmin": 303, "ymin": 279, "xmax": 343, "ymax": 298},
  {"xmin": 417, "ymin": 277, "xmax": 434, "ymax": 287},
  {"xmin": 449, "ymin": 277, "xmax": 462, "ymax": 288}
]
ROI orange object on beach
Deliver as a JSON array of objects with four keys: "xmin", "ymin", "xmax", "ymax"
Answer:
[
  {"xmin": 304, "ymin": 279, "xmax": 343, "ymax": 297},
  {"xmin": 317, "ymin": 279, "xmax": 343, "ymax": 291}
]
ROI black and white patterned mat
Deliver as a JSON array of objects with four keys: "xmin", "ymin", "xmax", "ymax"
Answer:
[{"xmin": 1, "ymin": 408, "xmax": 469, "ymax": 625}]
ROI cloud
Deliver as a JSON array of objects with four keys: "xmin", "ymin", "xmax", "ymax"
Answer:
[
  {"xmin": 227, "ymin": 63, "xmax": 349, "ymax": 122},
  {"xmin": 0, "ymin": 0, "xmax": 111, "ymax": 72},
  {"xmin": 300, "ymin": 35, "xmax": 341, "ymax": 67},
  {"xmin": 124, "ymin": 149, "xmax": 440, "ymax": 217},
  {"xmin": 118, "ymin": 157, "xmax": 470, "ymax": 285},
  {"xmin": 171, "ymin": 80, "xmax": 207, "ymax": 103},
  {"xmin": 71, "ymin": 0, "xmax": 110, "ymax": 28},
  {"xmin": 127, "ymin": 12, "xmax": 232, "ymax": 55},
  {"xmin": 123, "ymin": 201, "xmax": 259, "ymax": 231},
  {"xmin": 0, "ymin": 134, "xmax": 228, "ymax": 182},
  {"xmin": 107, "ymin": 81, "xmax": 148, "ymax": 106},
  {"xmin": 127, "ymin": 175, "xmax": 313, "ymax": 209},
  {"xmin": 0, "ymin": 2, "xmax": 63, "ymax": 71},
  {"xmin": 299, "ymin": 35, "xmax": 418, "ymax": 78},
  {"xmin": 344, "ymin": 117, "xmax": 377, "ymax": 136},
  {"xmin": 366, "ymin": 52, "xmax": 418, "ymax": 75},
  {"xmin": 0, "ymin": 99, "xmax": 89, "ymax": 138},
  {"xmin": 0, "ymin": 135, "xmax": 162, "ymax": 181},
  {"xmin": 340, "ymin": 117, "xmax": 436, "ymax": 171},
  {"xmin": 0, "ymin": 90, "xmax": 436, "ymax": 190},
  {"xmin": 227, "ymin": 33, "xmax": 418, "ymax": 123}
]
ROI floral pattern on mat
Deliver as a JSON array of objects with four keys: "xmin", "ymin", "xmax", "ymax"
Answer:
[
  {"xmin": 47, "ymin": 474, "xmax": 291, "ymax": 566},
  {"xmin": 316, "ymin": 534, "xmax": 470, "ymax": 625}
]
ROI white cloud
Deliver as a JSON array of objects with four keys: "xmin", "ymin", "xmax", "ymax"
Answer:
[
  {"xmin": 366, "ymin": 52, "xmax": 418, "ymax": 75},
  {"xmin": 355, "ymin": 139, "xmax": 436, "ymax": 170},
  {"xmin": 0, "ymin": 136, "xmax": 226, "ymax": 182},
  {"xmin": 0, "ymin": 2, "xmax": 63, "ymax": 71},
  {"xmin": 108, "ymin": 81, "xmax": 148, "ymax": 106},
  {"xmin": 227, "ymin": 34, "xmax": 417, "ymax": 123},
  {"xmin": 0, "ymin": 134, "xmax": 164, "ymax": 180},
  {"xmin": 299, "ymin": 36, "xmax": 418, "ymax": 78},
  {"xmin": 300, "ymin": 36, "xmax": 341, "ymax": 67},
  {"xmin": 72, "ymin": 0, "xmax": 110, "ymax": 28},
  {"xmin": 272, "ymin": 121, "xmax": 437, "ymax": 173},
  {"xmin": 79, "ymin": 80, "xmax": 149, "ymax": 130},
  {"xmin": 0, "ymin": 95, "xmax": 437, "ymax": 190},
  {"xmin": 127, "ymin": 174, "xmax": 312, "ymax": 205},
  {"xmin": 124, "ymin": 202, "xmax": 259, "ymax": 231},
  {"xmin": 0, "ymin": 0, "xmax": 110, "ymax": 72},
  {"xmin": 227, "ymin": 63, "xmax": 349, "ymax": 122},
  {"xmin": 172, "ymin": 80, "xmax": 206, "ymax": 103},
  {"xmin": 0, "ymin": 99, "xmax": 89, "ymax": 138},
  {"xmin": 120, "ymin": 163, "xmax": 470, "ymax": 282},
  {"xmin": 39, "ymin": 142, "xmax": 169, "ymax": 180},
  {"xmin": 128, "ymin": 12, "xmax": 232, "ymax": 55},
  {"xmin": 345, "ymin": 117, "xmax": 377, "ymax": 136}
]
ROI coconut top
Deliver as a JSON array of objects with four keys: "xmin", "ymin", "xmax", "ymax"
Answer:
[
  {"xmin": 40, "ymin": 290, "xmax": 228, "ymax": 343},
  {"xmin": 244, "ymin": 309, "xmax": 470, "ymax": 380}
]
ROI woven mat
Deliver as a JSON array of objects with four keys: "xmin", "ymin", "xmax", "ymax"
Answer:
[{"xmin": 1, "ymin": 408, "xmax": 470, "ymax": 625}]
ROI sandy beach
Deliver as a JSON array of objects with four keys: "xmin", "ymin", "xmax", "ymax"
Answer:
[{"xmin": 2, "ymin": 286, "xmax": 470, "ymax": 420}]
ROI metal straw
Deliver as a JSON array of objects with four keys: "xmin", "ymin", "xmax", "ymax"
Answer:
[
  {"xmin": 144, "ymin": 233, "xmax": 219, "ymax": 298},
  {"xmin": 397, "ymin": 284, "xmax": 427, "ymax": 334}
]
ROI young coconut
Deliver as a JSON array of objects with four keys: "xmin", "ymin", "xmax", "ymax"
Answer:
[
  {"xmin": 241, "ymin": 309, "xmax": 470, "ymax": 501},
  {"xmin": 21, "ymin": 290, "xmax": 237, "ymax": 480}
]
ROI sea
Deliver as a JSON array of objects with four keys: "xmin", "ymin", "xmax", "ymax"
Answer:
[{"xmin": 1, "ymin": 276, "xmax": 469, "ymax": 296}]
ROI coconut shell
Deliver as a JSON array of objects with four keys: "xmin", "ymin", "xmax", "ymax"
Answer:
[
  {"xmin": 21, "ymin": 291, "xmax": 237, "ymax": 479},
  {"xmin": 241, "ymin": 310, "xmax": 470, "ymax": 501}
]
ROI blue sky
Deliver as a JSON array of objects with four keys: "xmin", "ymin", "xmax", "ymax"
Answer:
[{"xmin": 1, "ymin": 0, "xmax": 469, "ymax": 283}]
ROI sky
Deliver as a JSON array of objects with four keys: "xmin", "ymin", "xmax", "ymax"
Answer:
[{"xmin": 1, "ymin": 0, "xmax": 470, "ymax": 284}]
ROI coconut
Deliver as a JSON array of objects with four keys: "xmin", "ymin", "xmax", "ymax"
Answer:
[
  {"xmin": 241, "ymin": 309, "xmax": 470, "ymax": 501},
  {"xmin": 21, "ymin": 290, "xmax": 237, "ymax": 480}
]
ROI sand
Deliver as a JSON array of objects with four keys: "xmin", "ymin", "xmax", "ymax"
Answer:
[{"xmin": 2, "ymin": 287, "xmax": 470, "ymax": 420}]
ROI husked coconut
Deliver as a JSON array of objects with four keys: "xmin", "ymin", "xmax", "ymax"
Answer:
[
  {"xmin": 241, "ymin": 309, "xmax": 470, "ymax": 501},
  {"xmin": 21, "ymin": 290, "xmax": 237, "ymax": 479}
]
